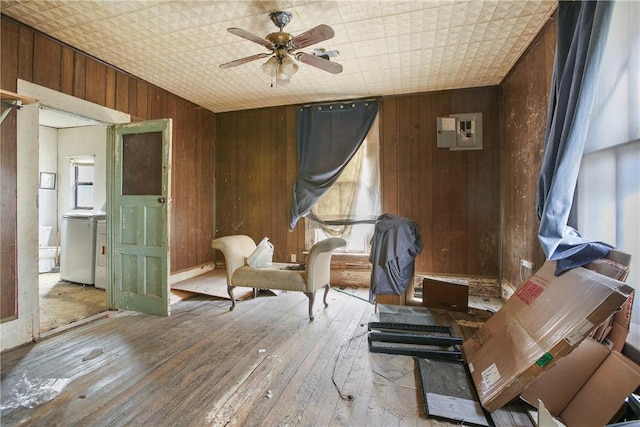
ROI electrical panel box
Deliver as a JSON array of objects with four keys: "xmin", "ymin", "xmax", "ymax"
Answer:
[{"xmin": 437, "ymin": 112, "xmax": 483, "ymax": 151}]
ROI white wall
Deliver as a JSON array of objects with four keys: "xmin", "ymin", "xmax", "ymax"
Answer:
[
  {"xmin": 39, "ymin": 125, "xmax": 58, "ymax": 246},
  {"xmin": 57, "ymin": 126, "xmax": 107, "ymax": 213}
]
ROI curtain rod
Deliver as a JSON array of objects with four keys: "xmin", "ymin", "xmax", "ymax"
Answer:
[{"xmin": 299, "ymin": 97, "xmax": 380, "ymax": 109}]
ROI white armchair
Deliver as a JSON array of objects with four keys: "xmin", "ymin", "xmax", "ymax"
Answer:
[{"xmin": 211, "ymin": 235, "xmax": 346, "ymax": 320}]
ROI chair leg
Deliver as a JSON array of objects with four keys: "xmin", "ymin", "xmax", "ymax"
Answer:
[
  {"xmin": 227, "ymin": 286, "xmax": 236, "ymax": 311},
  {"xmin": 323, "ymin": 284, "xmax": 330, "ymax": 307},
  {"xmin": 304, "ymin": 292, "xmax": 315, "ymax": 321}
]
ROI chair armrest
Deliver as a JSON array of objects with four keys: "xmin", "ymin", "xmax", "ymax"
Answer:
[
  {"xmin": 306, "ymin": 238, "xmax": 347, "ymax": 291},
  {"xmin": 211, "ymin": 235, "xmax": 256, "ymax": 285}
]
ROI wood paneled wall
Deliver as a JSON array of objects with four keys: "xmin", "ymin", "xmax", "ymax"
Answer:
[
  {"xmin": 0, "ymin": 18, "xmax": 19, "ymax": 320},
  {"xmin": 500, "ymin": 15, "xmax": 556, "ymax": 290},
  {"xmin": 1, "ymin": 16, "xmax": 216, "ymax": 319},
  {"xmin": 380, "ymin": 88, "xmax": 501, "ymax": 277},
  {"xmin": 215, "ymin": 106, "xmax": 304, "ymax": 262},
  {"xmin": 215, "ymin": 88, "xmax": 501, "ymax": 278}
]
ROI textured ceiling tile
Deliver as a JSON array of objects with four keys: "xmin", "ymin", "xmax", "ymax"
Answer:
[
  {"xmin": 1, "ymin": 0, "xmax": 557, "ymax": 113},
  {"xmin": 337, "ymin": 1, "xmax": 382, "ymax": 23}
]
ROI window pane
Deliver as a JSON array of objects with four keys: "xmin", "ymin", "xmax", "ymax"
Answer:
[
  {"xmin": 618, "ymin": 143, "xmax": 640, "ymax": 296},
  {"xmin": 77, "ymin": 183, "xmax": 94, "ymax": 209},
  {"xmin": 578, "ymin": 152, "xmax": 616, "ymax": 244},
  {"xmin": 77, "ymin": 165, "xmax": 94, "ymax": 182},
  {"xmin": 122, "ymin": 132, "xmax": 163, "ymax": 195}
]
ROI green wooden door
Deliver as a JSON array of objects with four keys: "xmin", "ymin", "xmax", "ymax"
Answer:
[{"xmin": 112, "ymin": 119, "xmax": 172, "ymax": 316}]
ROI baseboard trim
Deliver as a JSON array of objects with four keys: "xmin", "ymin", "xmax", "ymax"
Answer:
[{"xmin": 170, "ymin": 263, "xmax": 216, "ymax": 285}]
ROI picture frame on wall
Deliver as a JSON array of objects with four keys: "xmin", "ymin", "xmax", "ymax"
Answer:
[{"xmin": 39, "ymin": 172, "xmax": 56, "ymax": 190}]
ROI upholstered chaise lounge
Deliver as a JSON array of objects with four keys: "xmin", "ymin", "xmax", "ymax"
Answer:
[{"xmin": 211, "ymin": 235, "xmax": 346, "ymax": 320}]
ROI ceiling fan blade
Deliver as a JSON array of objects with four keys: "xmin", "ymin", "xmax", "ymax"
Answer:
[
  {"xmin": 227, "ymin": 28, "xmax": 274, "ymax": 50},
  {"xmin": 291, "ymin": 24, "xmax": 335, "ymax": 49},
  {"xmin": 220, "ymin": 52, "xmax": 271, "ymax": 69},
  {"xmin": 296, "ymin": 52, "xmax": 343, "ymax": 74}
]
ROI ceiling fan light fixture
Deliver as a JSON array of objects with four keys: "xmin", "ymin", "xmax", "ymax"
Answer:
[
  {"xmin": 279, "ymin": 55, "xmax": 299, "ymax": 78},
  {"xmin": 222, "ymin": 11, "xmax": 341, "ymax": 82},
  {"xmin": 261, "ymin": 56, "xmax": 279, "ymax": 76},
  {"xmin": 261, "ymin": 55, "xmax": 298, "ymax": 86}
]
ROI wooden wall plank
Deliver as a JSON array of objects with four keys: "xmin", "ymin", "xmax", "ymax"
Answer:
[
  {"xmin": 409, "ymin": 95, "xmax": 422, "ymax": 231},
  {"xmin": 60, "ymin": 46, "xmax": 74, "ymax": 95},
  {"xmin": 73, "ymin": 53, "xmax": 86, "ymax": 99},
  {"xmin": 135, "ymin": 80, "xmax": 148, "ymax": 119},
  {"xmin": 115, "ymin": 72, "xmax": 129, "ymax": 114},
  {"xmin": 85, "ymin": 59, "xmax": 106, "ymax": 106},
  {"xmin": 379, "ymin": 98, "xmax": 398, "ymax": 213},
  {"xmin": 500, "ymin": 16, "xmax": 556, "ymax": 288},
  {"xmin": 17, "ymin": 26, "xmax": 33, "ymax": 84},
  {"xmin": 33, "ymin": 34, "xmax": 61, "ymax": 91},
  {"xmin": 1, "ymin": 19, "xmax": 19, "ymax": 321},
  {"xmin": 148, "ymin": 85, "xmax": 166, "ymax": 120},
  {"xmin": 105, "ymin": 67, "xmax": 117, "ymax": 110},
  {"xmin": 429, "ymin": 92, "xmax": 452, "ymax": 273},
  {"xmin": 418, "ymin": 95, "xmax": 433, "ymax": 273},
  {"xmin": 214, "ymin": 113, "xmax": 235, "ymax": 242},
  {"xmin": 285, "ymin": 106, "xmax": 301, "ymax": 257},
  {"xmin": 128, "ymin": 77, "xmax": 138, "ymax": 120},
  {"xmin": 397, "ymin": 96, "xmax": 413, "ymax": 216}
]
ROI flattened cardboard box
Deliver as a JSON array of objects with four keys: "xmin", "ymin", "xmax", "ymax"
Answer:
[
  {"xmin": 521, "ymin": 338, "xmax": 640, "ymax": 427},
  {"xmin": 462, "ymin": 260, "xmax": 633, "ymax": 412},
  {"xmin": 586, "ymin": 251, "xmax": 633, "ymax": 351}
]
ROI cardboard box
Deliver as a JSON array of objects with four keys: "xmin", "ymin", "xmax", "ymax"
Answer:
[
  {"xmin": 521, "ymin": 338, "xmax": 640, "ymax": 427},
  {"xmin": 422, "ymin": 277, "xmax": 468, "ymax": 312},
  {"xmin": 585, "ymin": 251, "xmax": 634, "ymax": 352},
  {"xmin": 462, "ymin": 260, "xmax": 634, "ymax": 412}
]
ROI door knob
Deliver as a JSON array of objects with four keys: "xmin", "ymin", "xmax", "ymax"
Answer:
[{"xmin": 157, "ymin": 197, "xmax": 166, "ymax": 204}]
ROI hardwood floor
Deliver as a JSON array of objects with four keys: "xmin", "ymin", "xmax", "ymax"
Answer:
[{"xmin": 1, "ymin": 287, "xmax": 533, "ymax": 426}]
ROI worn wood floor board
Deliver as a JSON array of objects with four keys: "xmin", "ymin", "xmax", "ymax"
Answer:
[
  {"xmin": 77, "ymin": 307, "xmax": 236, "ymax": 425},
  {"xmin": 323, "ymin": 311, "xmax": 374, "ymax": 426},
  {"xmin": 312, "ymin": 307, "xmax": 375, "ymax": 427},
  {"xmin": 135, "ymin": 289, "xmax": 342, "ymax": 426},
  {"xmin": 259, "ymin": 292, "xmax": 372, "ymax": 426},
  {"xmin": 241, "ymin": 289, "xmax": 370, "ymax": 426},
  {"xmin": 72, "ymin": 308, "xmax": 241, "ymax": 424},
  {"xmin": 289, "ymin": 298, "xmax": 372, "ymax": 426},
  {"xmin": 329, "ymin": 305, "xmax": 381, "ymax": 426},
  {"xmin": 140, "ymin": 293, "xmax": 319, "ymax": 426},
  {"xmin": 28, "ymin": 303, "xmax": 231, "ymax": 426},
  {"xmin": 2, "ymin": 310, "xmax": 138, "ymax": 392},
  {"xmin": 90, "ymin": 295, "xmax": 307, "ymax": 426},
  {"xmin": 1, "ymin": 287, "xmax": 533, "ymax": 427}
]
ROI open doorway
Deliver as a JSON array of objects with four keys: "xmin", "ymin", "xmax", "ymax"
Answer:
[
  {"xmin": 1, "ymin": 80, "xmax": 131, "ymax": 351},
  {"xmin": 37, "ymin": 108, "xmax": 108, "ymax": 333}
]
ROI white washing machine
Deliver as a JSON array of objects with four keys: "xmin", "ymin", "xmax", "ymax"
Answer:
[{"xmin": 60, "ymin": 211, "xmax": 103, "ymax": 285}]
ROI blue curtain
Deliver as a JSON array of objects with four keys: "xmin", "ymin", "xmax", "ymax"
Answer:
[
  {"xmin": 290, "ymin": 99, "xmax": 379, "ymax": 230},
  {"xmin": 536, "ymin": 1, "xmax": 615, "ymax": 275}
]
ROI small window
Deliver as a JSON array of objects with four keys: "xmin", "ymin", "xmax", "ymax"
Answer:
[
  {"xmin": 70, "ymin": 157, "xmax": 94, "ymax": 210},
  {"xmin": 306, "ymin": 115, "xmax": 381, "ymax": 253}
]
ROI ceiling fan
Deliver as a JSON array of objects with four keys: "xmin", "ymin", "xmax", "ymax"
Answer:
[{"xmin": 220, "ymin": 11, "xmax": 343, "ymax": 86}]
